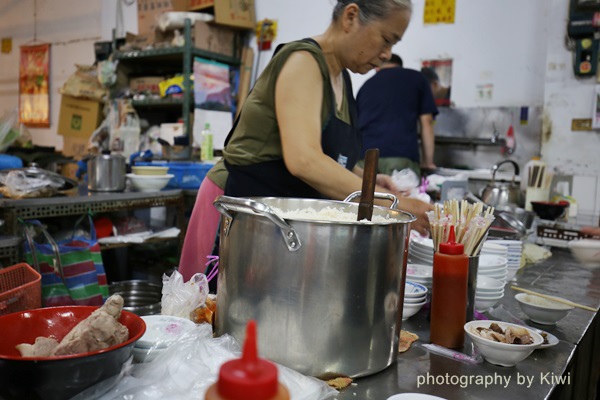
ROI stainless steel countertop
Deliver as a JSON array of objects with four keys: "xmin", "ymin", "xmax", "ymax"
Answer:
[{"xmin": 336, "ymin": 248, "xmax": 600, "ymax": 400}]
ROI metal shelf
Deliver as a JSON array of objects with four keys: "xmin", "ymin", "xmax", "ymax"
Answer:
[
  {"xmin": 435, "ymin": 136, "xmax": 507, "ymax": 147},
  {"xmin": 131, "ymin": 97, "xmax": 185, "ymax": 108},
  {"xmin": 114, "ymin": 46, "xmax": 240, "ymax": 66}
]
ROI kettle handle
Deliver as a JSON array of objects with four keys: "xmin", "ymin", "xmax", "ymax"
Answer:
[
  {"xmin": 213, "ymin": 196, "xmax": 301, "ymax": 252},
  {"xmin": 491, "ymin": 160, "xmax": 520, "ymax": 183}
]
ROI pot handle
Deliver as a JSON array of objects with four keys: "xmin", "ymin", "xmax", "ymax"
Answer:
[
  {"xmin": 343, "ymin": 191, "xmax": 398, "ymax": 209},
  {"xmin": 213, "ymin": 196, "xmax": 301, "ymax": 252},
  {"xmin": 491, "ymin": 160, "xmax": 520, "ymax": 183}
]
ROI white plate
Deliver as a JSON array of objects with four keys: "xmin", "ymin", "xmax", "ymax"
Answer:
[
  {"xmin": 136, "ymin": 315, "xmax": 196, "ymax": 349},
  {"xmin": 536, "ymin": 330, "xmax": 559, "ymax": 348},
  {"xmin": 410, "ymin": 237, "xmax": 434, "ymax": 250},
  {"xmin": 387, "ymin": 394, "xmax": 448, "ymax": 400}
]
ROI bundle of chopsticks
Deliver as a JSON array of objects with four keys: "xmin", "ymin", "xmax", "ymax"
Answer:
[{"xmin": 427, "ymin": 200, "xmax": 496, "ymax": 256}]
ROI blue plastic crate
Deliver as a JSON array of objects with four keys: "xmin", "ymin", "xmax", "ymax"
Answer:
[{"xmin": 135, "ymin": 161, "xmax": 213, "ymax": 189}]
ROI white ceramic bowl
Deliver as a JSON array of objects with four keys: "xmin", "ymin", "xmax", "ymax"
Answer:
[
  {"xmin": 406, "ymin": 264, "xmax": 433, "ymax": 279},
  {"xmin": 402, "ymin": 299, "xmax": 426, "ymax": 320},
  {"xmin": 133, "ymin": 315, "xmax": 196, "ymax": 363},
  {"xmin": 475, "ymin": 294, "xmax": 504, "ymax": 311},
  {"xmin": 476, "ymin": 290, "xmax": 504, "ymax": 299},
  {"xmin": 404, "ymin": 294, "xmax": 427, "ymax": 304},
  {"xmin": 479, "ymin": 255, "xmax": 508, "ymax": 270},
  {"xmin": 515, "ymin": 293, "xmax": 574, "ymax": 325},
  {"xmin": 464, "ymin": 320, "xmax": 544, "ymax": 367},
  {"xmin": 127, "ymin": 173, "xmax": 174, "ymax": 192},
  {"xmin": 131, "ymin": 166, "xmax": 169, "ymax": 176},
  {"xmin": 568, "ymin": 239, "xmax": 600, "ymax": 268},
  {"xmin": 476, "ymin": 276, "xmax": 505, "ymax": 292},
  {"xmin": 405, "ymin": 281, "xmax": 428, "ymax": 298}
]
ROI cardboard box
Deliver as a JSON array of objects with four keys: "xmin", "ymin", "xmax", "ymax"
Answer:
[
  {"xmin": 188, "ymin": 0, "xmax": 255, "ymax": 30},
  {"xmin": 137, "ymin": 0, "xmax": 187, "ymax": 35},
  {"xmin": 130, "ymin": 76, "xmax": 164, "ymax": 94},
  {"xmin": 194, "ymin": 21, "xmax": 238, "ymax": 57},
  {"xmin": 57, "ymin": 95, "xmax": 103, "ymax": 139},
  {"xmin": 62, "ymin": 136, "xmax": 89, "ymax": 159}
]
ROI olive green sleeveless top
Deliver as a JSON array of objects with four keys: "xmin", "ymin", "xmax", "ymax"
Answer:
[{"xmin": 207, "ymin": 40, "xmax": 350, "ymax": 188}]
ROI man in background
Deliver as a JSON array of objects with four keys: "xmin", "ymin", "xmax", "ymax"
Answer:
[{"xmin": 357, "ymin": 54, "xmax": 438, "ymax": 177}]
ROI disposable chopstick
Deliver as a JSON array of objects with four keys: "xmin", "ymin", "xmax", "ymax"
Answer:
[{"xmin": 511, "ymin": 286, "xmax": 598, "ymax": 312}]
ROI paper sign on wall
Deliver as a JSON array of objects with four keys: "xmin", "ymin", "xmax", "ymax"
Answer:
[{"xmin": 424, "ymin": 0, "xmax": 456, "ymax": 24}]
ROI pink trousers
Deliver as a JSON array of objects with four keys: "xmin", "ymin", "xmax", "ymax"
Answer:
[{"xmin": 178, "ymin": 177, "xmax": 224, "ymax": 281}]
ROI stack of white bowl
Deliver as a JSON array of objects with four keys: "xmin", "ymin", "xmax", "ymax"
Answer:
[
  {"xmin": 403, "ymin": 281, "xmax": 428, "ymax": 320},
  {"xmin": 487, "ymin": 240, "xmax": 523, "ymax": 280},
  {"xmin": 406, "ymin": 263, "xmax": 433, "ymax": 291},
  {"xmin": 475, "ymin": 276, "xmax": 505, "ymax": 311},
  {"xmin": 408, "ymin": 237, "xmax": 434, "ymax": 266},
  {"xmin": 477, "ymin": 254, "xmax": 508, "ymax": 283}
]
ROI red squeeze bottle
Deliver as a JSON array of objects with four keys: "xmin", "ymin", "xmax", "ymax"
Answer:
[
  {"xmin": 429, "ymin": 225, "xmax": 469, "ymax": 349},
  {"xmin": 205, "ymin": 320, "xmax": 290, "ymax": 400}
]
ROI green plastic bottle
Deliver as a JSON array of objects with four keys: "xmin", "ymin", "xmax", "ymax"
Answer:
[{"xmin": 201, "ymin": 123, "xmax": 214, "ymax": 162}]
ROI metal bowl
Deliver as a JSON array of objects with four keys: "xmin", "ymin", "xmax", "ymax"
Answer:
[{"xmin": 109, "ymin": 280, "xmax": 162, "ymax": 316}]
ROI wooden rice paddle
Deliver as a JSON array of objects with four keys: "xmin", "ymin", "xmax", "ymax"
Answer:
[
  {"xmin": 511, "ymin": 286, "xmax": 597, "ymax": 312},
  {"xmin": 357, "ymin": 148, "xmax": 379, "ymax": 221}
]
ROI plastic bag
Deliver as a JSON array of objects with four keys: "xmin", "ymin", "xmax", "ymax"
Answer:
[
  {"xmin": 71, "ymin": 324, "xmax": 338, "ymax": 400},
  {"xmin": 60, "ymin": 64, "xmax": 107, "ymax": 101},
  {"xmin": 0, "ymin": 108, "xmax": 20, "ymax": 152},
  {"xmin": 0, "ymin": 170, "xmax": 63, "ymax": 198},
  {"xmin": 391, "ymin": 168, "xmax": 420, "ymax": 192},
  {"xmin": 161, "ymin": 270, "xmax": 209, "ymax": 318}
]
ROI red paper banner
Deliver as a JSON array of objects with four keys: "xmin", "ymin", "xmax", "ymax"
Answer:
[{"xmin": 19, "ymin": 43, "xmax": 51, "ymax": 127}]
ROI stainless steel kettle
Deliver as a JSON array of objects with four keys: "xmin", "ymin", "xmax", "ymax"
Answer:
[
  {"xmin": 87, "ymin": 153, "xmax": 126, "ymax": 192},
  {"xmin": 480, "ymin": 160, "xmax": 524, "ymax": 211}
]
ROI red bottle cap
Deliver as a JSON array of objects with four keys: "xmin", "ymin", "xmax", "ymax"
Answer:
[
  {"xmin": 217, "ymin": 320, "xmax": 279, "ymax": 400},
  {"xmin": 439, "ymin": 225, "xmax": 464, "ymax": 255}
]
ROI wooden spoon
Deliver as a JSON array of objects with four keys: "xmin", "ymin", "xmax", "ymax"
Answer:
[{"xmin": 357, "ymin": 148, "xmax": 379, "ymax": 221}]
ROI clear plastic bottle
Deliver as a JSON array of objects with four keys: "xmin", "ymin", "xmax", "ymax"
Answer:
[
  {"xmin": 430, "ymin": 226, "xmax": 469, "ymax": 349},
  {"xmin": 521, "ymin": 156, "xmax": 545, "ymax": 192},
  {"xmin": 205, "ymin": 320, "xmax": 290, "ymax": 400},
  {"xmin": 201, "ymin": 122, "xmax": 214, "ymax": 162}
]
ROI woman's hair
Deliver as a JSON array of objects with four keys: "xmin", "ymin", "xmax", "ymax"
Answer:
[{"xmin": 332, "ymin": 0, "xmax": 412, "ymax": 23}]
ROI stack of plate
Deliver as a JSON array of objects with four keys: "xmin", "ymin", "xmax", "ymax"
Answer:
[
  {"xmin": 477, "ymin": 254, "xmax": 508, "ymax": 282},
  {"xmin": 481, "ymin": 241, "xmax": 509, "ymax": 258},
  {"xmin": 487, "ymin": 239, "xmax": 523, "ymax": 280},
  {"xmin": 475, "ymin": 276, "xmax": 505, "ymax": 311},
  {"xmin": 403, "ymin": 281, "xmax": 428, "ymax": 320},
  {"xmin": 408, "ymin": 237, "xmax": 434, "ymax": 266},
  {"xmin": 406, "ymin": 263, "xmax": 433, "ymax": 290}
]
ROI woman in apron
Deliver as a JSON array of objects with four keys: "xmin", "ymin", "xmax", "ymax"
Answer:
[{"xmin": 179, "ymin": 0, "xmax": 432, "ymax": 280}]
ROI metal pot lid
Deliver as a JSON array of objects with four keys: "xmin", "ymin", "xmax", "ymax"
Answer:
[{"xmin": 0, "ymin": 163, "xmax": 78, "ymax": 191}]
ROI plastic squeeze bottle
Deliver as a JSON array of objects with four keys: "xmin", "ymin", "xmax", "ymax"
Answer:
[
  {"xmin": 429, "ymin": 225, "xmax": 469, "ymax": 349},
  {"xmin": 205, "ymin": 320, "xmax": 290, "ymax": 400},
  {"xmin": 201, "ymin": 122, "xmax": 214, "ymax": 162}
]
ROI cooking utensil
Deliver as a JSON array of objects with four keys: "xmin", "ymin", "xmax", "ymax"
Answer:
[
  {"xmin": 87, "ymin": 153, "xmax": 126, "ymax": 192},
  {"xmin": 213, "ymin": 195, "xmax": 414, "ymax": 378},
  {"xmin": 480, "ymin": 160, "xmax": 524, "ymax": 211},
  {"xmin": 358, "ymin": 148, "xmax": 379, "ymax": 221},
  {"xmin": 511, "ymin": 286, "xmax": 597, "ymax": 312}
]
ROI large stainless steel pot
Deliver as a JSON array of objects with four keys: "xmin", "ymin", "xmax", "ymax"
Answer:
[
  {"xmin": 87, "ymin": 153, "xmax": 126, "ymax": 192},
  {"xmin": 213, "ymin": 194, "xmax": 415, "ymax": 378}
]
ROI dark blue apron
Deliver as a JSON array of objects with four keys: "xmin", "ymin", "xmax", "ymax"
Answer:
[{"xmin": 224, "ymin": 39, "xmax": 361, "ymax": 199}]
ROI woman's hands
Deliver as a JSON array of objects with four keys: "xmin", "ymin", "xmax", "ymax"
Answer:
[{"xmin": 396, "ymin": 196, "xmax": 433, "ymax": 236}]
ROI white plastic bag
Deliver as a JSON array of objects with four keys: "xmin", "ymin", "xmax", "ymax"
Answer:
[
  {"xmin": 71, "ymin": 324, "xmax": 338, "ymax": 400},
  {"xmin": 161, "ymin": 270, "xmax": 209, "ymax": 318},
  {"xmin": 391, "ymin": 168, "xmax": 420, "ymax": 192}
]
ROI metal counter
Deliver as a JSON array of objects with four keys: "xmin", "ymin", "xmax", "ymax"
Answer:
[{"xmin": 337, "ymin": 248, "xmax": 600, "ymax": 400}]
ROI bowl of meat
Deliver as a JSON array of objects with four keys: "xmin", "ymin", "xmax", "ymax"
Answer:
[
  {"xmin": 0, "ymin": 294, "xmax": 146, "ymax": 400},
  {"xmin": 464, "ymin": 320, "xmax": 544, "ymax": 367}
]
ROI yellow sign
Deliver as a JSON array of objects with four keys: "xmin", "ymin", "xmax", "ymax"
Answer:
[
  {"xmin": 1, "ymin": 37, "xmax": 12, "ymax": 54},
  {"xmin": 424, "ymin": 0, "xmax": 456, "ymax": 24}
]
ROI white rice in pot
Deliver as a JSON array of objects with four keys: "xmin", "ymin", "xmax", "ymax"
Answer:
[{"xmin": 271, "ymin": 206, "xmax": 399, "ymax": 223}]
